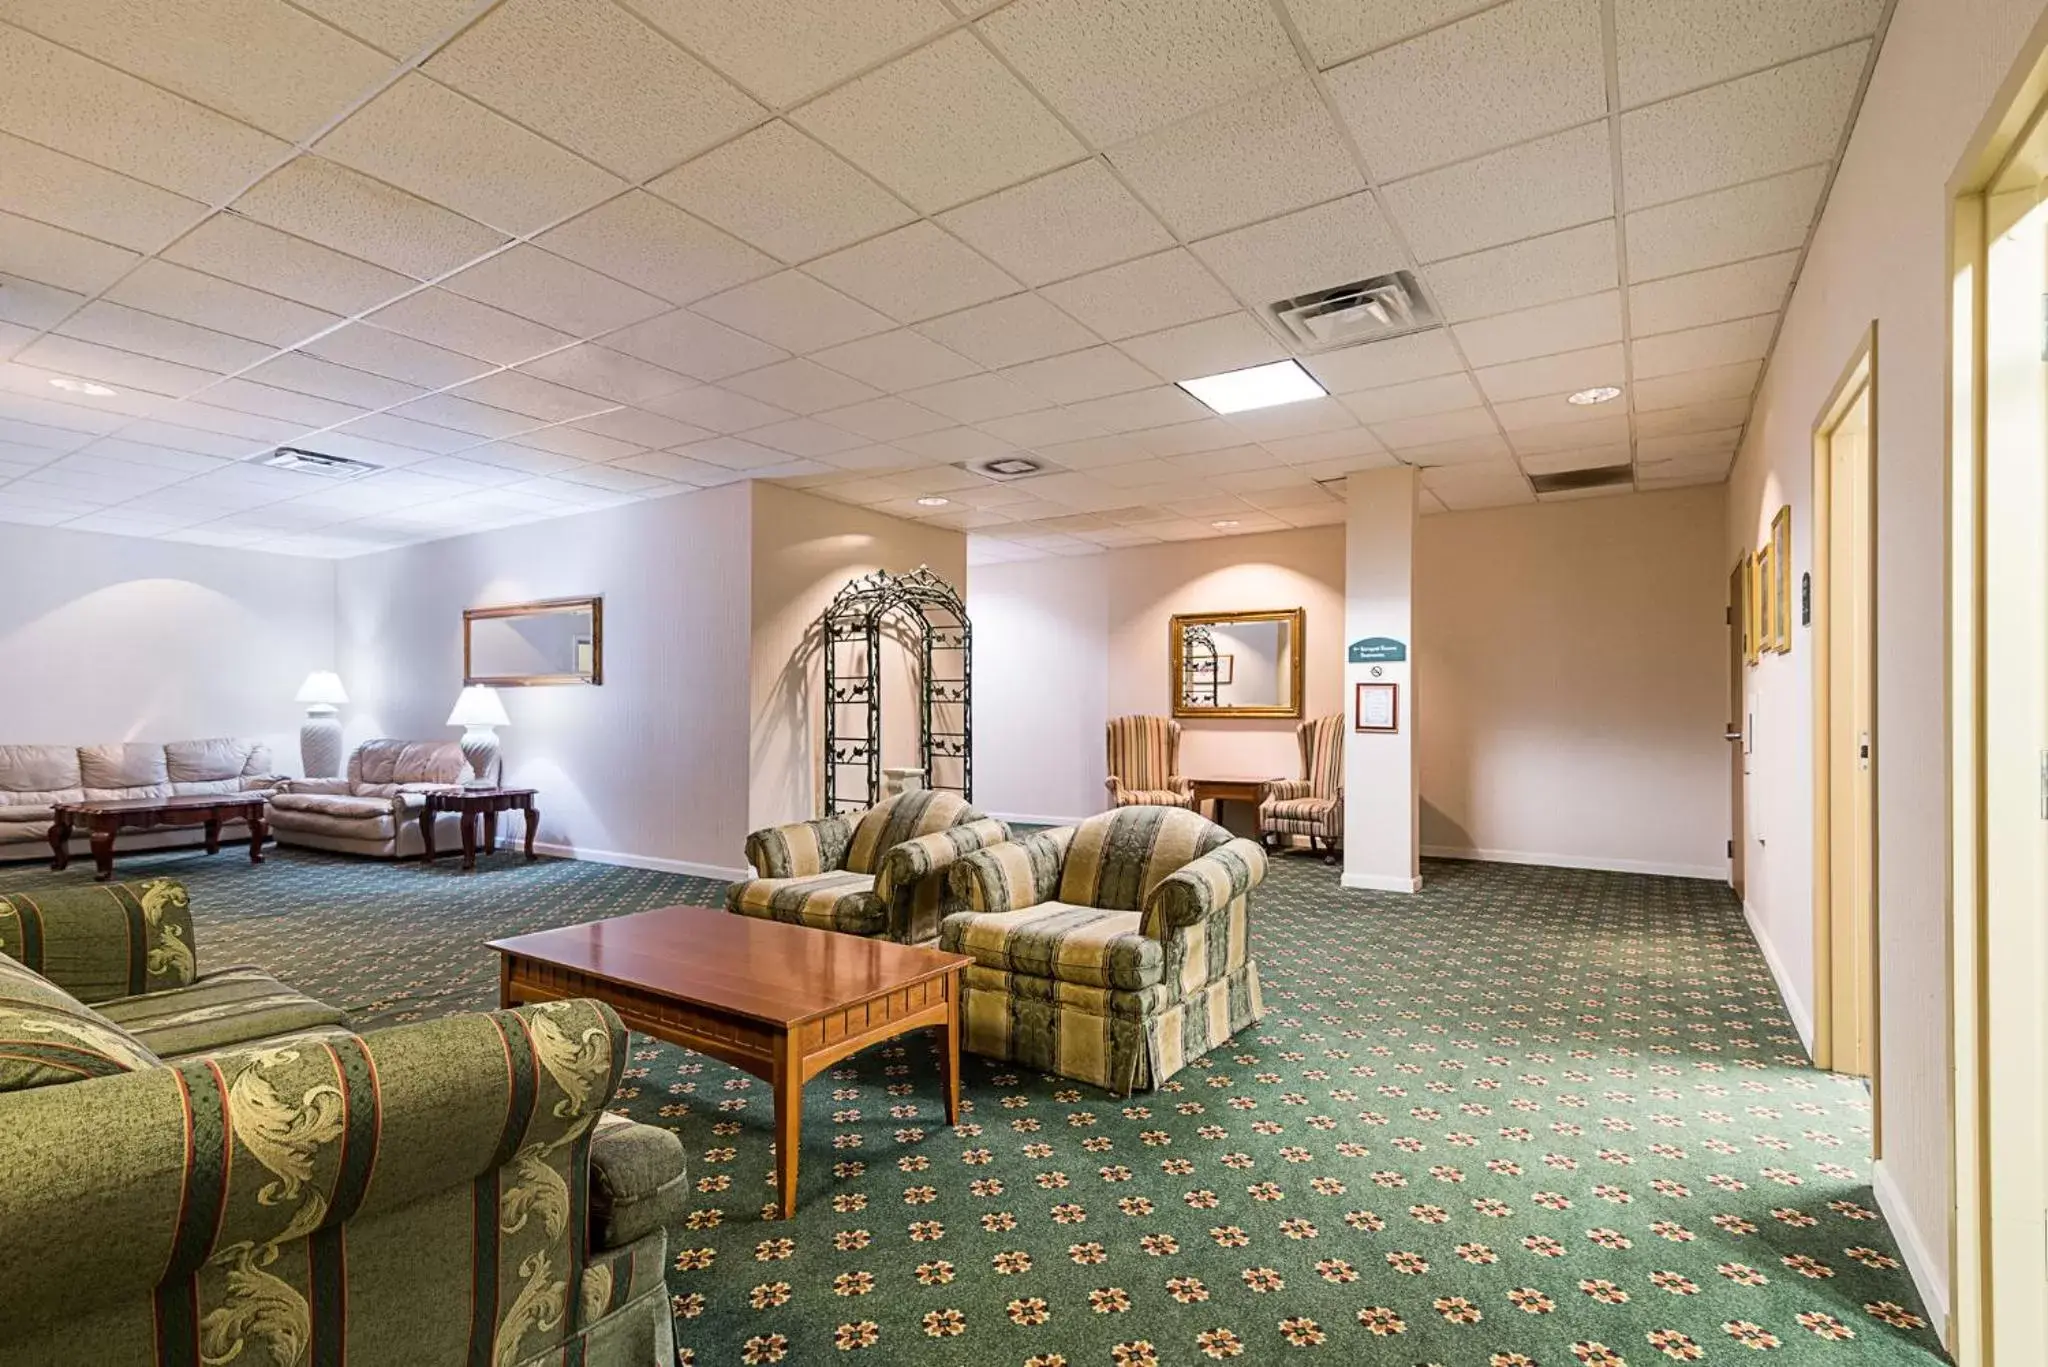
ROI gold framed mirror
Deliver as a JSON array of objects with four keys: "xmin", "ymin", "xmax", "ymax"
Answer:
[
  {"xmin": 464, "ymin": 596, "xmax": 603, "ymax": 686},
  {"xmin": 1170, "ymin": 608, "xmax": 1304, "ymax": 719}
]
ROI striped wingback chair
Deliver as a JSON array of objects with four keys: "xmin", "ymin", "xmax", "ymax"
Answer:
[
  {"xmin": 941, "ymin": 806, "xmax": 1266, "ymax": 1096},
  {"xmin": 1104, "ymin": 714, "xmax": 1197, "ymax": 809},
  {"xmin": 727, "ymin": 789, "xmax": 1009, "ymax": 945},
  {"xmin": 1259, "ymin": 714, "xmax": 1344, "ymax": 859}
]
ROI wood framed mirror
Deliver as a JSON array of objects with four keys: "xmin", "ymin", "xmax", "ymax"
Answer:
[
  {"xmin": 464, "ymin": 596, "xmax": 603, "ymax": 686},
  {"xmin": 1170, "ymin": 608, "xmax": 1304, "ymax": 719}
]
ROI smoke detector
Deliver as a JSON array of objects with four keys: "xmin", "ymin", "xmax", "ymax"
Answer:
[
  {"xmin": 257, "ymin": 447, "xmax": 380, "ymax": 479},
  {"xmin": 1529, "ymin": 464, "xmax": 1633, "ymax": 495},
  {"xmin": 1268, "ymin": 270, "xmax": 1439, "ymax": 352}
]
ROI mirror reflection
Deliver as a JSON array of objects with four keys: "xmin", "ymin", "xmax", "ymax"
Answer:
[
  {"xmin": 1171, "ymin": 609, "xmax": 1303, "ymax": 718},
  {"xmin": 465, "ymin": 597, "xmax": 603, "ymax": 686}
]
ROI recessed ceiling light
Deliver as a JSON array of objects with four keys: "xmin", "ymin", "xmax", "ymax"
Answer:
[
  {"xmin": 916, "ymin": 495, "xmax": 950, "ymax": 507},
  {"xmin": 1211, "ymin": 518, "xmax": 1240, "ymax": 529},
  {"xmin": 48, "ymin": 376, "xmax": 117, "ymax": 397},
  {"xmin": 1567, "ymin": 385, "xmax": 1623, "ymax": 406},
  {"xmin": 1178, "ymin": 359, "xmax": 1327, "ymax": 415}
]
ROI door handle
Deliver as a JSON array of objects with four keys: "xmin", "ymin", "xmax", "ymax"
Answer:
[{"xmin": 1724, "ymin": 728, "xmax": 1743, "ymax": 742}]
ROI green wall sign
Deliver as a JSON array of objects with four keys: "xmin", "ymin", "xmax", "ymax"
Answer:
[{"xmin": 1347, "ymin": 636, "xmax": 1407, "ymax": 663}]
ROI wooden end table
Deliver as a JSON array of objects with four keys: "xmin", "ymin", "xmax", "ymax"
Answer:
[
  {"xmin": 490, "ymin": 905, "xmax": 969, "ymax": 1218},
  {"xmin": 1189, "ymin": 775, "xmax": 1283, "ymax": 831},
  {"xmin": 49, "ymin": 793, "xmax": 269, "ymax": 882},
  {"xmin": 418, "ymin": 786, "xmax": 538, "ymax": 871}
]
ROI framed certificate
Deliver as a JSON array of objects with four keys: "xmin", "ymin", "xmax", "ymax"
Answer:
[{"xmin": 1354, "ymin": 681, "xmax": 1399, "ymax": 733}]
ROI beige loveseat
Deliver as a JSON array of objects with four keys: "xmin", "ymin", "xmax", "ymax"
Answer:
[
  {"xmin": 0, "ymin": 739, "xmax": 282, "ymax": 861},
  {"xmin": 267, "ymin": 738, "xmax": 491, "ymax": 859}
]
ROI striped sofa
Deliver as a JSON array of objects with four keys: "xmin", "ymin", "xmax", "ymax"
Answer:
[
  {"xmin": 0, "ymin": 880, "xmax": 683, "ymax": 1367},
  {"xmin": 1259, "ymin": 713, "xmax": 1345, "ymax": 859},
  {"xmin": 941, "ymin": 806, "xmax": 1266, "ymax": 1096},
  {"xmin": 1105, "ymin": 714, "xmax": 1198, "ymax": 808},
  {"xmin": 728, "ymin": 789, "xmax": 1009, "ymax": 945}
]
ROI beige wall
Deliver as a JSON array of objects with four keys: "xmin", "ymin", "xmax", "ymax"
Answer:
[
  {"xmin": 748, "ymin": 482, "xmax": 966, "ymax": 831},
  {"xmin": 1417, "ymin": 487, "xmax": 1728, "ymax": 878},
  {"xmin": 1723, "ymin": 0, "xmax": 2048, "ymax": 1324}
]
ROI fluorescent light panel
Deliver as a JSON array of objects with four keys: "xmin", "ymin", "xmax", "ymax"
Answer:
[{"xmin": 1177, "ymin": 359, "xmax": 1327, "ymax": 415}]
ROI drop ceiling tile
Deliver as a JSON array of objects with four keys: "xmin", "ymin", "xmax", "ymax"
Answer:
[
  {"xmin": 537, "ymin": 194, "xmax": 776, "ymax": 308},
  {"xmin": 316, "ymin": 74, "xmax": 625, "ymax": 236},
  {"xmin": 1453, "ymin": 291, "xmax": 1623, "ymax": 368},
  {"xmin": 1262, "ymin": 426, "xmax": 1389, "ymax": 464},
  {"xmin": 1115, "ymin": 313, "xmax": 1285, "ymax": 383},
  {"xmin": 817, "ymin": 443, "xmax": 922, "ymax": 473},
  {"xmin": 331, "ymin": 411, "xmax": 477, "ymax": 454},
  {"xmin": 1633, "ymin": 396, "xmax": 1753, "ymax": 437},
  {"xmin": 692, "ymin": 272, "xmax": 894, "ymax": 353},
  {"xmin": 302, "ymin": 322, "xmax": 493, "ymax": 388},
  {"xmin": 1338, "ymin": 372, "xmax": 1482, "ymax": 423},
  {"xmin": 789, "ymin": 31, "xmax": 1083, "ymax": 214},
  {"xmin": 0, "ymin": 321, "xmax": 34, "ymax": 360},
  {"xmin": 0, "ymin": 130, "xmax": 207, "ymax": 256},
  {"xmin": 1423, "ymin": 461, "xmax": 1534, "ymax": 507},
  {"xmin": 1621, "ymin": 43, "xmax": 1868, "ymax": 210},
  {"xmin": 1041, "ymin": 250, "xmax": 1238, "ymax": 342},
  {"xmin": 1224, "ymin": 396, "xmax": 1359, "ymax": 442},
  {"xmin": 1107, "ymin": 78, "xmax": 1364, "ymax": 241},
  {"xmin": 914, "ymin": 294, "xmax": 1101, "ymax": 368},
  {"xmin": 1632, "ymin": 315, "xmax": 1776, "ymax": 379},
  {"xmin": 1131, "ymin": 418, "xmax": 1247, "ymax": 456},
  {"xmin": 0, "ymin": 26, "xmax": 291, "ymax": 202},
  {"xmin": 571, "ymin": 407, "xmax": 709, "ymax": 449},
  {"xmin": 140, "ymin": 402, "xmax": 302, "ymax": 444},
  {"xmin": 1189, "ymin": 193, "xmax": 1409, "ymax": 311},
  {"xmin": 424, "ymin": 0, "xmax": 761, "ymax": 181},
  {"xmin": 1168, "ymin": 445, "xmax": 1274, "ymax": 477},
  {"xmin": 553, "ymin": 461, "xmax": 673, "ymax": 493},
  {"xmin": 1638, "ymin": 427, "xmax": 1742, "ymax": 462},
  {"xmin": 1368, "ymin": 406, "xmax": 1500, "ymax": 451},
  {"xmin": 1519, "ymin": 442, "xmax": 1634, "ymax": 476},
  {"xmin": 402, "ymin": 454, "xmax": 533, "ymax": 488},
  {"xmin": 810, "ymin": 330, "xmax": 981, "ymax": 391},
  {"xmin": 1300, "ymin": 330, "xmax": 1465, "ymax": 394},
  {"xmin": 672, "ymin": 436, "xmax": 790, "ymax": 471},
  {"xmin": 203, "ymin": 378, "xmax": 365, "ymax": 428},
  {"xmin": 1214, "ymin": 466, "xmax": 1316, "ymax": 496},
  {"xmin": 817, "ymin": 397, "xmax": 955, "ymax": 441},
  {"xmin": 723, "ymin": 358, "xmax": 882, "ymax": 415},
  {"xmin": 1629, "ymin": 251, "xmax": 1800, "ymax": 336},
  {"xmin": 650, "ymin": 122, "xmax": 915, "ymax": 267},
  {"xmin": 1631, "ymin": 359, "xmax": 1762, "ymax": 411},
  {"xmin": 440, "ymin": 245, "xmax": 670, "ymax": 338},
  {"xmin": 232, "ymin": 156, "xmax": 508, "ymax": 281},
  {"xmin": 1421, "ymin": 221, "xmax": 1620, "ymax": 324},
  {"xmin": 21, "ymin": 335, "xmax": 221, "ymax": 399},
  {"xmin": 452, "ymin": 370, "xmax": 616, "ymax": 423},
  {"xmin": 805, "ymin": 223, "xmax": 1019, "ymax": 324},
  {"xmin": 0, "ymin": 273, "xmax": 84, "ymax": 330},
  {"xmin": 0, "ymin": 413, "xmax": 97, "ymax": 452},
  {"xmin": 1616, "ymin": 0, "xmax": 1885, "ymax": 108},
  {"xmin": 903, "ymin": 373, "xmax": 1052, "ymax": 424},
  {"xmin": 458, "ymin": 440, "xmax": 582, "ymax": 476},
  {"xmin": 1474, "ymin": 342, "xmax": 1625, "ymax": 404},
  {"xmin": 975, "ymin": 406, "xmax": 1111, "ymax": 447},
  {"xmin": 103, "ymin": 261, "xmax": 342, "ymax": 349},
  {"xmin": 749, "ymin": 416, "xmax": 871, "ymax": 457},
  {"xmin": 511, "ymin": 423, "xmax": 645, "ymax": 462},
  {"xmin": 1381, "ymin": 122, "xmax": 1613, "ymax": 263},
  {"xmin": 240, "ymin": 352, "xmax": 425, "ymax": 409},
  {"xmin": 978, "ymin": 0, "xmax": 1298, "ymax": 146},
  {"xmin": 601, "ymin": 310, "xmax": 787, "ymax": 383},
  {"xmin": 1002, "ymin": 346, "xmax": 1161, "ymax": 404},
  {"xmin": 518, "ymin": 345, "xmax": 697, "ymax": 406},
  {"xmin": 0, "ymin": 211, "xmax": 139, "ymax": 295},
  {"xmin": 1063, "ymin": 385, "xmax": 1208, "ymax": 433},
  {"xmin": 939, "ymin": 159, "xmax": 1173, "ymax": 287},
  {"xmin": 1089, "ymin": 456, "xmax": 1181, "ymax": 487},
  {"xmin": 610, "ymin": 449, "xmax": 742, "ymax": 485},
  {"xmin": 1493, "ymin": 393, "xmax": 1627, "ymax": 434},
  {"xmin": 1282, "ymin": 0, "xmax": 1499, "ymax": 66},
  {"xmin": 632, "ymin": 0, "xmax": 953, "ymax": 107},
  {"xmin": 894, "ymin": 426, "xmax": 1019, "ymax": 462},
  {"xmin": 1627, "ymin": 166, "xmax": 1827, "ymax": 281},
  {"xmin": 366, "ymin": 289, "xmax": 572, "ymax": 366},
  {"xmin": 391, "ymin": 392, "xmax": 544, "ymax": 440},
  {"xmin": 0, "ymin": 391, "xmax": 127, "ymax": 435},
  {"xmin": 643, "ymin": 385, "xmax": 793, "ymax": 433},
  {"xmin": 160, "ymin": 217, "xmax": 405, "ymax": 317},
  {"xmin": 1032, "ymin": 434, "xmax": 1152, "ymax": 469},
  {"xmin": 55, "ymin": 301, "xmax": 274, "ymax": 374}
]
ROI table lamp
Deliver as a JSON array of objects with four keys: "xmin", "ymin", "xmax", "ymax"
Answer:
[
  {"xmin": 294, "ymin": 671, "xmax": 348, "ymax": 778},
  {"xmin": 446, "ymin": 685, "xmax": 510, "ymax": 788}
]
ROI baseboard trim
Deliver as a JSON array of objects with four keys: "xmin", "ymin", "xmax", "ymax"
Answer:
[
  {"xmin": 1422, "ymin": 844, "xmax": 1725, "ymax": 881},
  {"xmin": 1873, "ymin": 1158, "xmax": 1951, "ymax": 1345},
  {"xmin": 531, "ymin": 841, "xmax": 748, "ymax": 882},
  {"xmin": 1341, "ymin": 871, "xmax": 1423, "ymax": 893},
  {"xmin": 1742, "ymin": 898, "xmax": 1816, "ymax": 1057},
  {"xmin": 986, "ymin": 810, "xmax": 1091, "ymax": 829}
]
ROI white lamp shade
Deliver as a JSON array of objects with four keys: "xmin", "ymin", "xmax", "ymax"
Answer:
[
  {"xmin": 295, "ymin": 671, "xmax": 349, "ymax": 705},
  {"xmin": 447, "ymin": 685, "xmax": 511, "ymax": 727}
]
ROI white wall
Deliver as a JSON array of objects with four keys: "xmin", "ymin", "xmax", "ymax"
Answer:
[
  {"xmin": 335, "ymin": 484, "xmax": 753, "ymax": 876},
  {"xmin": 969, "ymin": 555, "xmax": 1112, "ymax": 823},
  {"xmin": 1724, "ymin": 0, "xmax": 2048, "ymax": 1326},
  {"xmin": 1418, "ymin": 487, "xmax": 1728, "ymax": 879},
  {"xmin": 0, "ymin": 523, "xmax": 334, "ymax": 768}
]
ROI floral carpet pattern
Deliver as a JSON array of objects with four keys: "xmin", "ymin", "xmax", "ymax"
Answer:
[{"xmin": 0, "ymin": 844, "xmax": 1946, "ymax": 1366}]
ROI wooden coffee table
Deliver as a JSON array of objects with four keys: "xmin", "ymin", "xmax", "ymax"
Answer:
[
  {"xmin": 1189, "ymin": 775, "xmax": 1283, "ymax": 829},
  {"xmin": 418, "ymin": 786, "xmax": 539, "ymax": 871},
  {"xmin": 490, "ymin": 906, "xmax": 969, "ymax": 1217},
  {"xmin": 49, "ymin": 793, "xmax": 269, "ymax": 882}
]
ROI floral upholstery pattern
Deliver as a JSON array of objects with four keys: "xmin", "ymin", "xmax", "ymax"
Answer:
[
  {"xmin": 728, "ymin": 791, "xmax": 1007, "ymax": 944},
  {"xmin": 1105, "ymin": 715, "xmax": 1197, "ymax": 809},
  {"xmin": 942, "ymin": 806, "xmax": 1266, "ymax": 1094},
  {"xmin": 1259, "ymin": 714, "xmax": 1345, "ymax": 852}
]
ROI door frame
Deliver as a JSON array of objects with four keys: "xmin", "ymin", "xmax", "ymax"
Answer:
[
  {"xmin": 1809, "ymin": 326, "xmax": 1880, "ymax": 1104},
  {"xmin": 1728, "ymin": 563, "xmax": 1747, "ymax": 900}
]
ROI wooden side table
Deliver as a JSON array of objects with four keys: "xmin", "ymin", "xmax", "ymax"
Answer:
[
  {"xmin": 418, "ymin": 787, "xmax": 539, "ymax": 871},
  {"xmin": 49, "ymin": 793, "xmax": 269, "ymax": 881},
  {"xmin": 1188, "ymin": 775, "xmax": 1282, "ymax": 833}
]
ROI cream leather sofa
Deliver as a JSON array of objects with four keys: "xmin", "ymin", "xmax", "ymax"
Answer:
[
  {"xmin": 267, "ymin": 738, "xmax": 493, "ymax": 859},
  {"xmin": 0, "ymin": 739, "xmax": 283, "ymax": 861}
]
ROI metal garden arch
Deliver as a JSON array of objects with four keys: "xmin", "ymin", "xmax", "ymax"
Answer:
[{"xmin": 821, "ymin": 565, "xmax": 972, "ymax": 815}]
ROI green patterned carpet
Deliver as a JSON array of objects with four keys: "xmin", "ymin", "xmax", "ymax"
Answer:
[{"xmin": 0, "ymin": 844, "xmax": 1946, "ymax": 1366}]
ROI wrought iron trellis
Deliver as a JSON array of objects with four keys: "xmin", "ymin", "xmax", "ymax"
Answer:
[
  {"xmin": 1179, "ymin": 624, "xmax": 1220, "ymax": 709},
  {"xmin": 822, "ymin": 565, "xmax": 972, "ymax": 816}
]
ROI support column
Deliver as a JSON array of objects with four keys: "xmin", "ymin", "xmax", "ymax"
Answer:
[{"xmin": 1343, "ymin": 466, "xmax": 1420, "ymax": 892}]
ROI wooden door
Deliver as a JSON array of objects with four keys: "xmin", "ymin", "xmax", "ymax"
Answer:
[
  {"xmin": 1822, "ymin": 378, "xmax": 1876, "ymax": 1079},
  {"xmin": 1728, "ymin": 564, "xmax": 1746, "ymax": 899}
]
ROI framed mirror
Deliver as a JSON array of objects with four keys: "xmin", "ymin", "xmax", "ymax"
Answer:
[
  {"xmin": 1170, "ymin": 608, "xmax": 1304, "ymax": 718},
  {"xmin": 464, "ymin": 596, "xmax": 603, "ymax": 686}
]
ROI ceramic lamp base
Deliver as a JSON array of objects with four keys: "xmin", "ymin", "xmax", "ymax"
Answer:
[
  {"xmin": 460, "ymin": 725, "xmax": 500, "ymax": 788},
  {"xmin": 301, "ymin": 708, "xmax": 343, "ymax": 779}
]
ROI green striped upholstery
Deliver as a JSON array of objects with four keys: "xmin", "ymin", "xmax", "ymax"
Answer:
[
  {"xmin": 0, "ymin": 952, "xmax": 161, "ymax": 1093},
  {"xmin": 96, "ymin": 966, "xmax": 352, "ymax": 1058},
  {"xmin": 941, "ymin": 809, "xmax": 1266, "ymax": 1094},
  {"xmin": 1105, "ymin": 715, "xmax": 1197, "ymax": 808},
  {"xmin": 844, "ymin": 790, "xmax": 975, "ymax": 873},
  {"xmin": 724, "ymin": 870, "xmax": 887, "ymax": 935},
  {"xmin": 744, "ymin": 812, "xmax": 854, "ymax": 879},
  {"xmin": 1259, "ymin": 714, "xmax": 1345, "ymax": 846},
  {"xmin": 0, "ymin": 879, "xmax": 196, "ymax": 1004}
]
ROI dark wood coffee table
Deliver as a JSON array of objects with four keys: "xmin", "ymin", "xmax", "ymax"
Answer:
[
  {"xmin": 418, "ymin": 786, "xmax": 538, "ymax": 870},
  {"xmin": 49, "ymin": 793, "xmax": 269, "ymax": 881},
  {"xmin": 1189, "ymin": 775, "xmax": 1283, "ymax": 829},
  {"xmin": 490, "ymin": 906, "xmax": 968, "ymax": 1217}
]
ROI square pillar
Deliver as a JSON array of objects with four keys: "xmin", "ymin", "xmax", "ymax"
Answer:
[{"xmin": 1343, "ymin": 466, "xmax": 1420, "ymax": 892}]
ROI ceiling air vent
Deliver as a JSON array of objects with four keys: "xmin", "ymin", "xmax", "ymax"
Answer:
[
  {"xmin": 1268, "ymin": 270, "xmax": 1438, "ymax": 352},
  {"xmin": 1529, "ymin": 464, "xmax": 1634, "ymax": 495},
  {"xmin": 256, "ymin": 447, "xmax": 379, "ymax": 479},
  {"xmin": 959, "ymin": 455, "xmax": 1048, "ymax": 481}
]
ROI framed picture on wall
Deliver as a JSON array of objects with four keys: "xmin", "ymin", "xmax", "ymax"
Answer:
[
  {"xmin": 1756, "ymin": 541, "xmax": 1777, "ymax": 658},
  {"xmin": 1739, "ymin": 550, "xmax": 1758, "ymax": 665},
  {"xmin": 1770, "ymin": 506, "xmax": 1793, "ymax": 653},
  {"xmin": 1354, "ymin": 682, "xmax": 1399, "ymax": 732}
]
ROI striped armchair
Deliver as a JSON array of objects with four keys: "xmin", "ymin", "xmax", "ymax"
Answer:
[
  {"xmin": 1259, "ymin": 714, "xmax": 1344, "ymax": 860},
  {"xmin": 1105, "ymin": 714, "xmax": 1197, "ymax": 809},
  {"xmin": 727, "ymin": 789, "xmax": 1009, "ymax": 945},
  {"xmin": 941, "ymin": 806, "xmax": 1266, "ymax": 1096}
]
